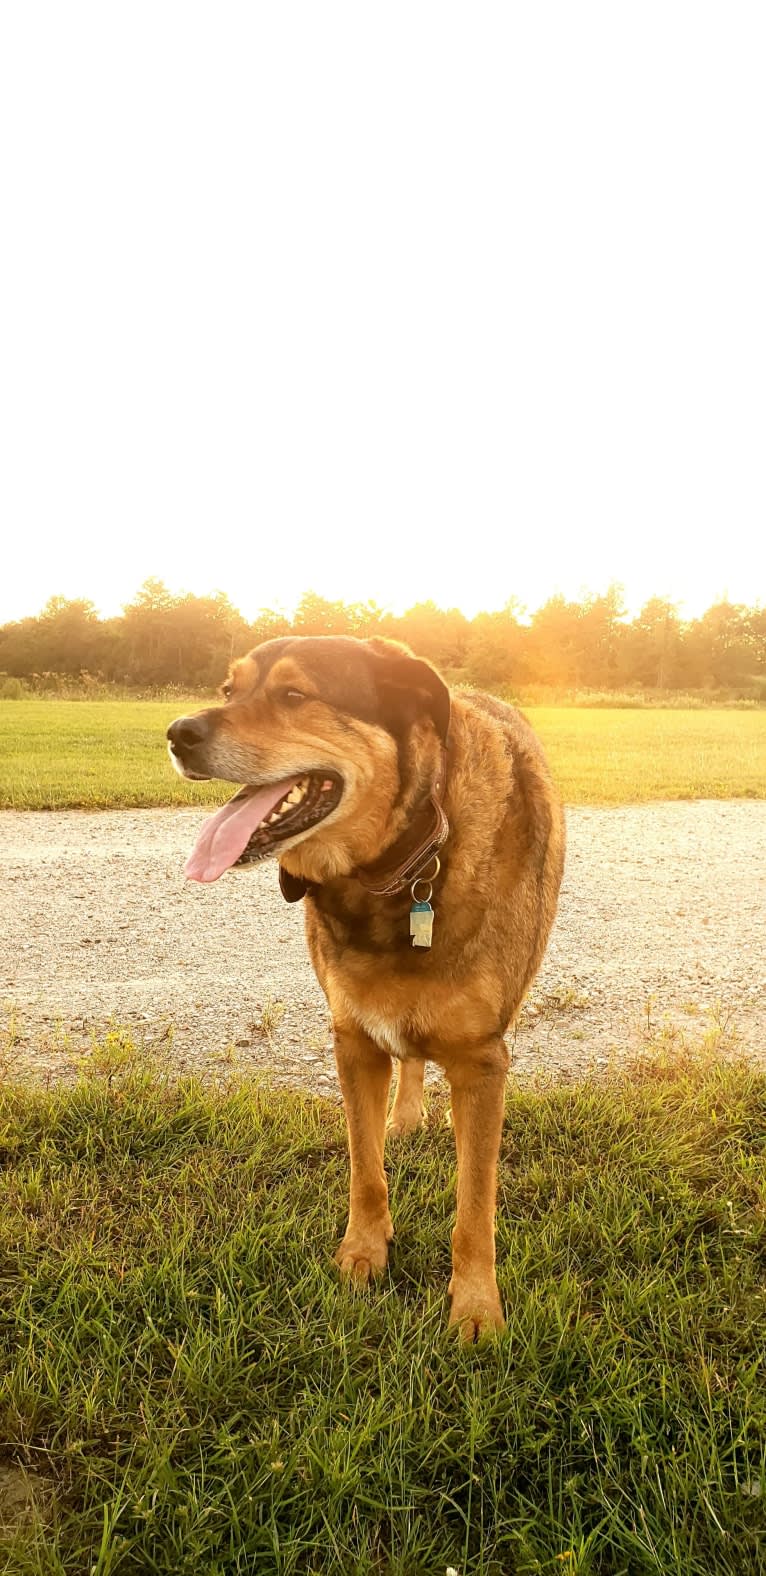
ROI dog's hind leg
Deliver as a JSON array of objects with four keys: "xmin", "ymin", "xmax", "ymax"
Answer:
[
  {"xmin": 440, "ymin": 1036, "xmax": 508, "ymax": 1340},
  {"xmin": 333, "ymin": 1025, "xmax": 394, "ymax": 1282},
  {"xmin": 387, "ymin": 1057, "xmax": 427, "ymax": 1138}
]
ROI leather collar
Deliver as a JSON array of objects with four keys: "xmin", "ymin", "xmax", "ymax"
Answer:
[{"xmin": 279, "ymin": 743, "xmax": 449, "ymax": 904}]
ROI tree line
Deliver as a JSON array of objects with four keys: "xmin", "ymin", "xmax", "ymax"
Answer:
[{"xmin": 1, "ymin": 580, "xmax": 764, "ymax": 698}]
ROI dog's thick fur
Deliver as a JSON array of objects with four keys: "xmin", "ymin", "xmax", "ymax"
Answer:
[{"xmin": 169, "ymin": 636, "xmax": 565, "ymax": 1338}]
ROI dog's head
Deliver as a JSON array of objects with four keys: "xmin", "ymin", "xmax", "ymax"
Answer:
[{"xmin": 167, "ymin": 636, "xmax": 450, "ymax": 883}]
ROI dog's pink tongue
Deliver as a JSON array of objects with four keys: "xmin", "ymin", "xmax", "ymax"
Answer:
[{"xmin": 185, "ymin": 779, "xmax": 299, "ymax": 883}]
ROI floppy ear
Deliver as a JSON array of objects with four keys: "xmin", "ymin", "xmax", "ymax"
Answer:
[{"xmin": 366, "ymin": 638, "xmax": 451, "ymax": 743}]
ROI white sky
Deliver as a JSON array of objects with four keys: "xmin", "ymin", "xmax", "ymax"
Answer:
[{"xmin": 1, "ymin": 3, "xmax": 764, "ymax": 625}]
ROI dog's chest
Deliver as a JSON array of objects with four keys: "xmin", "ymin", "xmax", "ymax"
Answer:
[
  {"xmin": 323, "ymin": 967, "xmax": 424, "ymax": 1061},
  {"xmin": 347, "ymin": 1004, "xmax": 415, "ymax": 1061}
]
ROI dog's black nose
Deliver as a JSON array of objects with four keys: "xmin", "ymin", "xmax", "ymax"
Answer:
[{"xmin": 167, "ymin": 715, "xmax": 209, "ymax": 751}]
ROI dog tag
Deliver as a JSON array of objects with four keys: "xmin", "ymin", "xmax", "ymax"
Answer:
[{"xmin": 410, "ymin": 900, "xmax": 434, "ymax": 948}]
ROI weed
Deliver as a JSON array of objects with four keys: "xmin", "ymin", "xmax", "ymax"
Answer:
[
  {"xmin": 252, "ymin": 995, "xmax": 286, "ymax": 1039},
  {"xmin": 527, "ymin": 983, "xmax": 591, "ymax": 1019}
]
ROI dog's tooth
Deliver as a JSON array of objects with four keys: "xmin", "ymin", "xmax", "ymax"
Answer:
[
  {"xmin": 268, "ymin": 812, "xmax": 281, "ymax": 824},
  {"xmin": 286, "ymin": 786, "xmax": 303, "ymax": 804}
]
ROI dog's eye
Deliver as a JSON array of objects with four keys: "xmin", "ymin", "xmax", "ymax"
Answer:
[{"xmin": 221, "ymin": 683, "xmax": 233, "ymax": 700}]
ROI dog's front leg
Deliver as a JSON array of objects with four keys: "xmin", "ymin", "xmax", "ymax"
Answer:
[
  {"xmin": 442, "ymin": 1037, "xmax": 508, "ymax": 1340},
  {"xmin": 333, "ymin": 1024, "xmax": 394, "ymax": 1282}
]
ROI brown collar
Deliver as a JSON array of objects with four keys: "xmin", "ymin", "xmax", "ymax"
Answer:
[{"xmin": 279, "ymin": 743, "xmax": 449, "ymax": 904}]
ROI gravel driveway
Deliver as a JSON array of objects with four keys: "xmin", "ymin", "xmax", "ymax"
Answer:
[{"xmin": 1, "ymin": 803, "xmax": 764, "ymax": 1094}]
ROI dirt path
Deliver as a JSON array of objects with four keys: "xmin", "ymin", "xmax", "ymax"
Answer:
[{"xmin": 1, "ymin": 803, "xmax": 764, "ymax": 1094}]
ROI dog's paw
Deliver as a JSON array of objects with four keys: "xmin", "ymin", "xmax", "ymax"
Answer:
[
  {"xmin": 335, "ymin": 1225, "xmax": 392, "ymax": 1282},
  {"xmin": 448, "ymin": 1277, "xmax": 505, "ymax": 1342},
  {"xmin": 386, "ymin": 1107, "xmax": 426, "ymax": 1138}
]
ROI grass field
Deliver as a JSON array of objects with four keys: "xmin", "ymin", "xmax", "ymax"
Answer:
[
  {"xmin": 1, "ymin": 700, "xmax": 764, "ymax": 809},
  {"xmin": 0, "ymin": 1037, "xmax": 763, "ymax": 1573}
]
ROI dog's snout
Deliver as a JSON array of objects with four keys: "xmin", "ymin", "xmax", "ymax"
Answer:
[{"xmin": 167, "ymin": 715, "xmax": 209, "ymax": 752}]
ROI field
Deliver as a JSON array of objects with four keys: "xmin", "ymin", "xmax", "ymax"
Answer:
[
  {"xmin": 0, "ymin": 1037, "xmax": 764, "ymax": 1574},
  {"xmin": 1, "ymin": 700, "xmax": 764, "ymax": 810}
]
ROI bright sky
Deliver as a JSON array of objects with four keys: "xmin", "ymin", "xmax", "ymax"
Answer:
[{"xmin": 1, "ymin": 4, "xmax": 764, "ymax": 626}]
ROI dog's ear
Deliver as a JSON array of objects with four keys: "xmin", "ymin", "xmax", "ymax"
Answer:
[{"xmin": 366, "ymin": 638, "xmax": 451, "ymax": 743}]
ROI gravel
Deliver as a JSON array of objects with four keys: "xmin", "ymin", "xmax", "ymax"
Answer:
[{"xmin": 1, "ymin": 802, "xmax": 764, "ymax": 1092}]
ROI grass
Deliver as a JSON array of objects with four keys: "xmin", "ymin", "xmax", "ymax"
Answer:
[
  {"xmin": 0, "ymin": 1034, "xmax": 764, "ymax": 1573},
  {"xmin": 530, "ymin": 707, "xmax": 765, "ymax": 806},
  {"xmin": 1, "ymin": 700, "xmax": 764, "ymax": 810},
  {"xmin": 0, "ymin": 701, "xmax": 228, "ymax": 813}
]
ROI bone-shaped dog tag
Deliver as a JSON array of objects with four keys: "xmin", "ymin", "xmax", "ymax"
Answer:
[{"xmin": 410, "ymin": 900, "xmax": 434, "ymax": 948}]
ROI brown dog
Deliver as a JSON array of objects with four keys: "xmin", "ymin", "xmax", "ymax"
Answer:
[{"xmin": 168, "ymin": 636, "xmax": 565, "ymax": 1338}]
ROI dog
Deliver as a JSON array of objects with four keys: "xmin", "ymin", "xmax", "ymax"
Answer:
[{"xmin": 167, "ymin": 636, "xmax": 565, "ymax": 1339}]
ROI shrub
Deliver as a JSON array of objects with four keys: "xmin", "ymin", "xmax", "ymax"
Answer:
[{"xmin": 0, "ymin": 676, "xmax": 25, "ymax": 699}]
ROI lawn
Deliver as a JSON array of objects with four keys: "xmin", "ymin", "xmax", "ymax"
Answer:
[
  {"xmin": 0, "ymin": 700, "xmax": 764, "ymax": 810},
  {"xmin": 0, "ymin": 1038, "xmax": 764, "ymax": 1573}
]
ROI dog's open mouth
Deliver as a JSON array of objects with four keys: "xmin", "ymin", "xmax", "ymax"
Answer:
[{"xmin": 184, "ymin": 772, "xmax": 343, "ymax": 883}]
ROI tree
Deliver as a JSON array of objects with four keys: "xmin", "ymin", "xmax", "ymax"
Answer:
[
  {"xmin": 0, "ymin": 617, "xmax": 44, "ymax": 678},
  {"xmin": 249, "ymin": 609, "xmax": 292, "ymax": 646},
  {"xmin": 121, "ymin": 580, "xmax": 180, "ymax": 684},
  {"xmin": 526, "ymin": 596, "xmax": 583, "ymax": 686},
  {"xmin": 168, "ymin": 591, "xmax": 250, "ymax": 686},
  {"xmin": 685, "ymin": 600, "xmax": 758, "ymax": 689},
  {"xmin": 120, "ymin": 581, "xmax": 250, "ymax": 686},
  {"xmin": 292, "ymin": 592, "xmax": 354, "ymax": 637},
  {"xmin": 34, "ymin": 597, "xmax": 105, "ymax": 676},
  {"xmin": 627, "ymin": 598, "xmax": 683, "ymax": 689},
  {"xmin": 397, "ymin": 602, "xmax": 470, "ymax": 669},
  {"xmin": 466, "ymin": 601, "xmax": 529, "ymax": 689},
  {"xmin": 574, "ymin": 585, "xmax": 627, "ymax": 689}
]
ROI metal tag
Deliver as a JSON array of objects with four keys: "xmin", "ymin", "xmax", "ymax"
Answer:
[{"xmin": 410, "ymin": 900, "xmax": 434, "ymax": 948}]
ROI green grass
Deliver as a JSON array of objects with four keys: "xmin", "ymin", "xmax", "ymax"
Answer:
[
  {"xmin": 1, "ymin": 700, "xmax": 764, "ymax": 810},
  {"xmin": 0, "ymin": 701, "xmax": 228, "ymax": 812},
  {"xmin": 531, "ymin": 707, "xmax": 765, "ymax": 806},
  {"xmin": 0, "ymin": 1036, "xmax": 764, "ymax": 1573}
]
